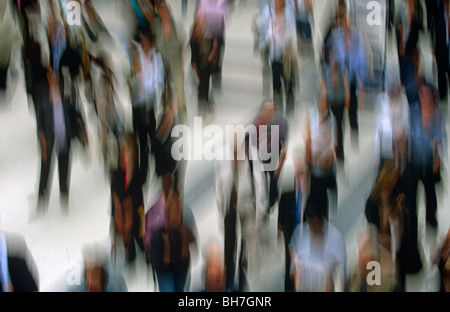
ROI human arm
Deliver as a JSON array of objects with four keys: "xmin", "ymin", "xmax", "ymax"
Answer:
[
  {"xmin": 274, "ymin": 141, "xmax": 288, "ymax": 181},
  {"xmin": 208, "ymin": 38, "xmax": 220, "ymax": 64},
  {"xmin": 38, "ymin": 130, "xmax": 47, "ymax": 164},
  {"xmin": 343, "ymin": 72, "xmax": 350, "ymax": 110},
  {"xmin": 305, "ymin": 0, "xmax": 314, "ymax": 13},
  {"xmin": 215, "ymin": 161, "xmax": 226, "ymax": 233},
  {"xmin": 189, "ymin": 34, "xmax": 200, "ymax": 84},
  {"xmin": 304, "ymin": 114, "xmax": 312, "ymax": 168},
  {"xmin": 153, "ymin": 0, "xmax": 172, "ymax": 40},
  {"xmin": 323, "ymin": 115, "xmax": 338, "ymax": 169}
]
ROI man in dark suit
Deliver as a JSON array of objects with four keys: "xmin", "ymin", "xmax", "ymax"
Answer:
[
  {"xmin": 35, "ymin": 68, "xmax": 73, "ymax": 214},
  {"xmin": 33, "ymin": 27, "xmax": 88, "ymax": 217}
]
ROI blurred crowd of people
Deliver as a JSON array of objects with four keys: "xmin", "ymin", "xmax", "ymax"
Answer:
[{"xmin": 0, "ymin": 0, "xmax": 449, "ymax": 293}]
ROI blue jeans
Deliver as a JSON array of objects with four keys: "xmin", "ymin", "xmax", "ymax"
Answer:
[{"xmin": 156, "ymin": 268, "xmax": 189, "ymax": 292}]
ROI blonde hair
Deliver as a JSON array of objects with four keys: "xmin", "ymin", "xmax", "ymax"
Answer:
[{"xmin": 368, "ymin": 159, "xmax": 399, "ymax": 203}]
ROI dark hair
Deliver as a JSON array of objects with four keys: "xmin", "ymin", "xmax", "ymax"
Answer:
[
  {"xmin": 368, "ymin": 159, "xmax": 399, "ymax": 203},
  {"xmin": 137, "ymin": 26, "xmax": 156, "ymax": 45},
  {"xmin": 304, "ymin": 196, "xmax": 327, "ymax": 221},
  {"xmin": 259, "ymin": 98, "xmax": 274, "ymax": 112}
]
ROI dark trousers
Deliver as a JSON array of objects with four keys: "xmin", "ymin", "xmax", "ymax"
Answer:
[
  {"xmin": 349, "ymin": 83, "xmax": 358, "ymax": 130},
  {"xmin": 211, "ymin": 38, "xmax": 225, "ymax": 92},
  {"xmin": 198, "ymin": 66, "xmax": 212, "ymax": 117},
  {"xmin": 127, "ymin": 210, "xmax": 146, "ymax": 263},
  {"xmin": 330, "ymin": 104, "xmax": 345, "ymax": 156},
  {"xmin": 413, "ymin": 167, "xmax": 438, "ymax": 224},
  {"xmin": 266, "ymin": 170, "xmax": 279, "ymax": 211},
  {"xmin": 0, "ymin": 67, "xmax": 7, "ymax": 90},
  {"xmin": 436, "ymin": 53, "xmax": 450, "ymax": 101},
  {"xmin": 278, "ymin": 191, "xmax": 299, "ymax": 291},
  {"xmin": 224, "ymin": 207, "xmax": 249, "ymax": 292},
  {"xmin": 296, "ymin": 20, "xmax": 312, "ymax": 41},
  {"xmin": 309, "ymin": 173, "xmax": 337, "ymax": 219},
  {"xmin": 132, "ymin": 106, "xmax": 156, "ymax": 184},
  {"xmin": 281, "ymin": 225, "xmax": 296, "ymax": 292},
  {"xmin": 38, "ymin": 145, "xmax": 70, "ymax": 206},
  {"xmin": 399, "ymin": 56, "xmax": 419, "ymax": 104},
  {"xmin": 272, "ymin": 60, "xmax": 295, "ymax": 114}
]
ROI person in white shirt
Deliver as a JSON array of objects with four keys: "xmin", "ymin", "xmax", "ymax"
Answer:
[
  {"xmin": 304, "ymin": 71, "xmax": 337, "ymax": 219},
  {"xmin": 129, "ymin": 29, "xmax": 165, "ymax": 184},
  {"xmin": 289, "ymin": 196, "xmax": 347, "ymax": 292},
  {"xmin": 215, "ymin": 133, "xmax": 268, "ymax": 291},
  {"xmin": 373, "ymin": 62, "xmax": 410, "ymax": 172}
]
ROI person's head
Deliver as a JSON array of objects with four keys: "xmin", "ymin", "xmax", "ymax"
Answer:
[
  {"xmin": 29, "ymin": 0, "xmax": 40, "ymax": 12},
  {"xmin": 203, "ymin": 240, "xmax": 226, "ymax": 292},
  {"xmin": 304, "ymin": 197, "xmax": 327, "ymax": 237},
  {"xmin": 259, "ymin": 99, "xmax": 276, "ymax": 125},
  {"xmin": 337, "ymin": 0, "xmax": 348, "ymax": 27},
  {"xmin": 139, "ymin": 28, "xmax": 156, "ymax": 53},
  {"xmin": 370, "ymin": 159, "xmax": 400, "ymax": 202},
  {"xmin": 82, "ymin": 242, "xmax": 109, "ymax": 292}
]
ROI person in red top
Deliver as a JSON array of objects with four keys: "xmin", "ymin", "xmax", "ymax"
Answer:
[{"xmin": 110, "ymin": 132, "xmax": 145, "ymax": 265}]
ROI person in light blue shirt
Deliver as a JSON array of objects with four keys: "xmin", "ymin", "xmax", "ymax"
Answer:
[
  {"xmin": 409, "ymin": 78, "xmax": 447, "ymax": 228},
  {"xmin": 326, "ymin": 7, "xmax": 367, "ymax": 136},
  {"xmin": 263, "ymin": 0, "xmax": 298, "ymax": 114}
]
